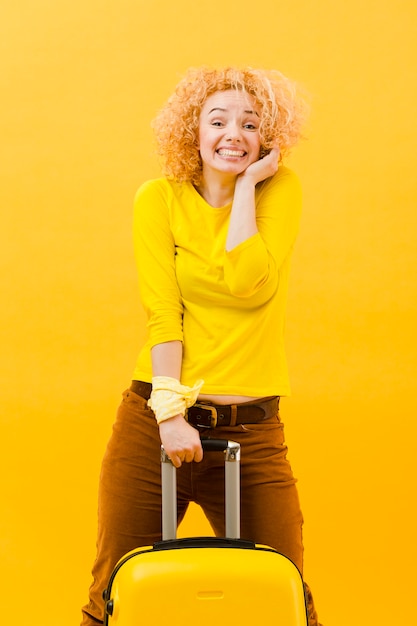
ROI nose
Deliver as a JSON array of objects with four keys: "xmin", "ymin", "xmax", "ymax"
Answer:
[{"xmin": 225, "ymin": 122, "xmax": 241, "ymax": 142}]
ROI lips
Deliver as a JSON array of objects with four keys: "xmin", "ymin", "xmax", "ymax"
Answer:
[{"xmin": 217, "ymin": 148, "xmax": 246, "ymax": 157}]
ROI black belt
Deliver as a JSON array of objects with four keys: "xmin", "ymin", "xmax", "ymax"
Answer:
[{"xmin": 130, "ymin": 380, "xmax": 279, "ymax": 428}]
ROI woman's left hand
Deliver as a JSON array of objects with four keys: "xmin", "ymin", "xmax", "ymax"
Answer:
[
  {"xmin": 239, "ymin": 146, "xmax": 280, "ymax": 186},
  {"xmin": 225, "ymin": 146, "xmax": 280, "ymax": 251}
]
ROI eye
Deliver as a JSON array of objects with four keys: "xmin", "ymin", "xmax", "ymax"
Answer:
[
  {"xmin": 243, "ymin": 122, "xmax": 258, "ymax": 131},
  {"xmin": 210, "ymin": 120, "xmax": 224, "ymax": 127}
]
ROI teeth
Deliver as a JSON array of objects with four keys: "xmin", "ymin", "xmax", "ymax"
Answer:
[{"xmin": 217, "ymin": 149, "xmax": 245, "ymax": 157}]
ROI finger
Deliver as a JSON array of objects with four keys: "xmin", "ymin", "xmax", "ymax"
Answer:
[
  {"xmin": 184, "ymin": 449, "xmax": 195, "ymax": 463},
  {"xmin": 194, "ymin": 445, "xmax": 204, "ymax": 463},
  {"xmin": 170, "ymin": 453, "xmax": 182, "ymax": 468},
  {"xmin": 269, "ymin": 146, "xmax": 280, "ymax": 160},
  {"xmin": 180, "ymin": 444, "xmax": 203, "ymax": 464}
]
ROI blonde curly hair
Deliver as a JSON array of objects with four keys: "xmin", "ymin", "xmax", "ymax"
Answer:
[{"xmin": 152, "ymin": 66, "xmax": 309, "ymax": 184}]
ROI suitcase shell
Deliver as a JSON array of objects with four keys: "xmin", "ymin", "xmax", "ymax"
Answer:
[{"xmin": 103, "ymin": 439, "xmax": 308, "ymax": 625}]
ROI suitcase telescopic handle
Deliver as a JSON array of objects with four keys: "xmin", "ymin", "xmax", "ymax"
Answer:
[{"xmin": 161, "ymin": 438, "xmax": 241, "ymax": 541}]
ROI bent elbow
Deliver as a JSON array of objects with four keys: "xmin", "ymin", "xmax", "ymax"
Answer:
[{"xmin": 227, "ymin": 273, "xmax": 279, "ymax": 300}]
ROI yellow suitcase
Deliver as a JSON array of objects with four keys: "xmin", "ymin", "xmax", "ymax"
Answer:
[{"xmin": 103, "ymin": 439, "xmax": 308, "ymax": 625}]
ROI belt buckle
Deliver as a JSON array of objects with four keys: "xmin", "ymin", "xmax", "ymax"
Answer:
[{"xmin": 191, "ymin": 403, "xmax": 218, "ymax": 429}]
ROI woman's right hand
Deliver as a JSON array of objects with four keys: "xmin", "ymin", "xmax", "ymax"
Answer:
[{"xmin": 159, "ymin": 414, "xmax": 203, "ymax": 468}]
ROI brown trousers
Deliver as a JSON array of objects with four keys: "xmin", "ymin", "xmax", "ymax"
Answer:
[{"xmin": 81, "ymin": 388, "xmax": 321, "ymax": 625}]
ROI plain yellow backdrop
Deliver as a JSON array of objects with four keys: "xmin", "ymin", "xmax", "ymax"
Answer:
[{"xmin": 1, "ymin": 1, "xmax": 416, "ymax": 624}]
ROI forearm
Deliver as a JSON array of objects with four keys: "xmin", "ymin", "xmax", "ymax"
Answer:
[
  {"xmin": 150, "ymin": 340, "xmax": 202, "ymax": 468},
  {"xmin": 149, "ymin": 340, "xmax": 185, "ymax": 421},
  {"xmin": 226, "ymin": 177, "xmax": 257, "ymax": 251},
  {"xmin": 226, "ymin": 148, "xmax": 280, "ymax": 251},
  {"xmin": 151, "ymin": 340, "xmax": 183, "ymax": 379}
]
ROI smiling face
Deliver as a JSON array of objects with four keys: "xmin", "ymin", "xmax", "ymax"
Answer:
[{"xmin": 198, "ymin": 89, "xmax": 262, "ymax": 183}]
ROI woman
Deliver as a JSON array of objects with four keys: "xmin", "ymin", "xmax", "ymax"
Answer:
[{"xmin": 81, "ymin": 66, "xmax": 321, "ymax": 625}]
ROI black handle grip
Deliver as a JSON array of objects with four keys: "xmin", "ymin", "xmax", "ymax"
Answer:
[{"xmin": 200, "ymin": 437, "xmax": 232, "ymax": 452}]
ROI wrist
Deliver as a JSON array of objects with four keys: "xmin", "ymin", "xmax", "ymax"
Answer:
[
  {"xmin": 158, "ymin": 413, "xmax": 186, "ymax": 427},
  {"xmin": 235, "ymin": 173, "xmax": 257, "ymax": 190},
  {"xmin": 148, "ymin": 376, "xmax": 204, "ymax": 424}
]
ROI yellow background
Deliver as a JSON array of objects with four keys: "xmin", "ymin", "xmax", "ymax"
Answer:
[{"xmin": 1, "ymin": 1, "xmax": 416, "ymax": 624}]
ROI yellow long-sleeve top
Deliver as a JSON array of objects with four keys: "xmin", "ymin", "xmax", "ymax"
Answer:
[{"xmin": 132, "ymin": 165, "xmax": 302, "ymax": 397}]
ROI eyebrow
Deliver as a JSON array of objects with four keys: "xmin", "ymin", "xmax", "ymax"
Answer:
[{"xmin": 208, "ymin": 107, "xmax": 259, "ymax": 117}]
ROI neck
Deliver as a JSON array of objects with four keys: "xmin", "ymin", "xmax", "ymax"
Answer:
[{"xmin": 195, "ymin": 171, "xmax": 236, "ymax": 208}]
